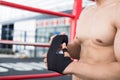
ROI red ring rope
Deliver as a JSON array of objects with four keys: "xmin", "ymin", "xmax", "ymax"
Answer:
[
  {"xmin": 0, "ymin": 40, "xmax": 50, "ymax": 47},
  {"xmin": 0, "ymin": 73, "xmax": 62, "ymax": 80},
  {"xmin": 0, "ymin": 0, "xmax": 75, "ymax": 18}
]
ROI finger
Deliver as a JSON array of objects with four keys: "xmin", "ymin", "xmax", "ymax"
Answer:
[
  {"xmin": 49, "ymin": 35, "xmax": 56, "ymax": 44},
  {"xmin": 64, "ymin": 51, "xmax": 70, "ymax": 57},
  {"xmin": 42, "ymin": 53, "xmax": 47, "ymax": 58},
  {"xmin": 43, "ymin": 58, "xmax": 48, "ymax": 68},
  {"xmin": 45, "ymin": 63, "xmax": 48, "ymax": 67},
  {"xmin": 44, "ymin": 60, "xmax": 48, "ymax": 68},
  {"xmin": 62, "ymin": 43, "xmax": 67, "ymax": 49},
  {"xmin": 43, "ymin": 58, "xmax": 47, "ymax": 63},
  {"xmin": 60, "ymin": 32, "xmax": 66, "ymax": 35},
  {"xmin": 62, "ymin": 43, "xmax": 70, "ymax": 57}
]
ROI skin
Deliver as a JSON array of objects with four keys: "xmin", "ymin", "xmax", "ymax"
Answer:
[{"xmin": 44, "ymin": 0, "xmax": 120, "ymax": 80}]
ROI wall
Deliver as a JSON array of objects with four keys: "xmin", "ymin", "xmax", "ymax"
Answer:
[{"xmin": 13, "ymin": 19, "xmax": 36, "ymax": 52}]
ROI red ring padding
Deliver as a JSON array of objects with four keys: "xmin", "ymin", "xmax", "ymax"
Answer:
[{"xmin": 0, "ymin": 73, "xmax": 62, "ymax": 80}]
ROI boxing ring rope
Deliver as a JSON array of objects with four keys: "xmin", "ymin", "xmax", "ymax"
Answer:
[
  {"xmin": 0, "ymin": 0, "xmax": 82, "ymax": 79},
  {"xmin": 0, "ymin": 0, "xmax": 74, "ymax": 18},
  {"xmin": 0, "ymin": 73, "xmax": 62, "ymax": 80},
  {"xmin": 0, "ymin": 40, "xmax": 50, "ymax": 47}
]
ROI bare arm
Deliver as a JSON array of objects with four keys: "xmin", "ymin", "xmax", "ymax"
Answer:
[
  {"xmin": 67, "ymin": 7, "xmax": 91, "ymax": 60},
  {"xmin": 64, "ymin": 61, "xmax": 120, "ymax": 80},
  {"xmin": 67, "ymin": 16, "xmax": 82, "ymax": 59},
  {"xmin": 67, "ymin": 37, "xmax": 81, "ymax": 59}
]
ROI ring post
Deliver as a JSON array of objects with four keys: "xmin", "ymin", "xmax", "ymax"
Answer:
[{"xmin": 70, "ymin": 0, "xmax": 82, "ymax": 42}]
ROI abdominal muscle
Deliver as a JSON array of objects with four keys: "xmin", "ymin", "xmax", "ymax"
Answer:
[{"xmin": 79, "ymin": 40, "xmax": 116, "ymax": 64}]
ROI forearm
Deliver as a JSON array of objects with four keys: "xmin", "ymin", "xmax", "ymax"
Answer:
[{"xmin": 65, "ymin": 61, "xmax": 120, "ymax": 80}]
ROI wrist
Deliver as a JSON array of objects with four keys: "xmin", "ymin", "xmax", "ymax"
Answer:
[{"xmin": 63, "ymin": 61, "xmax": 77, "ymax": 74}]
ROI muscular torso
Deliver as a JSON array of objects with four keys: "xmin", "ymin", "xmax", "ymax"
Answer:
[{"xmin": 77, "ymin": 4, "xmax": 117, "ymax": 66}]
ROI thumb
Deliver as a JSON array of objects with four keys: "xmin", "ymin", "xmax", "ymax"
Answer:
[
  {"xmin": 62, "ymin": 42, "xmax": 67, "ymax": 49},
  {"xmin": 62, "ymin": 43, "xmax": 70, "ymax": 57}
]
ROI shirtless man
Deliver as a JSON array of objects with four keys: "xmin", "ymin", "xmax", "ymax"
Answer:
[{"xmin": 44, "ymin": 0, "xmax": 120, "ymax": 80}]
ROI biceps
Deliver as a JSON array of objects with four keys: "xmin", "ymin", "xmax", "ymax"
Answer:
[
  {"xmin": 67, "ymin": 37, "xmax": 81, "ymax": 59},
  {"xmin": 70, "ymin": 36, "xmax": 81, "ymax": 49}
]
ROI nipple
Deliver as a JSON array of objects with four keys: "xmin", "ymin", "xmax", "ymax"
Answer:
[{"xmin": 96, "ymin": 39, "xmax": 103, "ymax": 43}]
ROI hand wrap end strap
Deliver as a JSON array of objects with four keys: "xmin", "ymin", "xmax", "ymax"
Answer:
[{"xmin": 62, "ymin": 48, "xmax": 69, "ymax": 53}]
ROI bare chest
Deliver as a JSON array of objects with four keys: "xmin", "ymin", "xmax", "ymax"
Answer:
[{"xmin": 77, "ymin": 11, "xmax": 116, "ymax": 46}]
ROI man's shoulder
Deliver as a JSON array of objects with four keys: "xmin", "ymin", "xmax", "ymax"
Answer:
[
  {"xmin": 114, "ymin": 2, "xmax": 120, "ymax": 29},
  {"xmin": 113, "ymin": 2, "xmax": 120, "ymax": 18},
  {"xmin": 83, "ymin": 5, "xmax": 95, "ymax": 10},
  {"xmin": 78, "ymin": 5, "xmax": 95, "ymax": 22},
  {"xmin": 116, "ymin": 2, "xmax": 120, "ymax": 10},
  {"xmin": 111, "ymin": 2, "xmax": 120, "ymax": 12},
  {"xmin": 81, "ymin": 5, "xmax": 95, "ymax": 14}
]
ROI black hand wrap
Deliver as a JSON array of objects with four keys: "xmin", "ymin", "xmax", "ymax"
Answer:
[{"xmin": 47, "ymin": 35, "xmax": 72, "ymax": 74}]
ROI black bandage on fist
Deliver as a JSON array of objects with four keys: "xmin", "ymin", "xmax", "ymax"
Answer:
[{"xmin": 47, "ymin": 35, "xmax": 72, "ymax": 74}]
